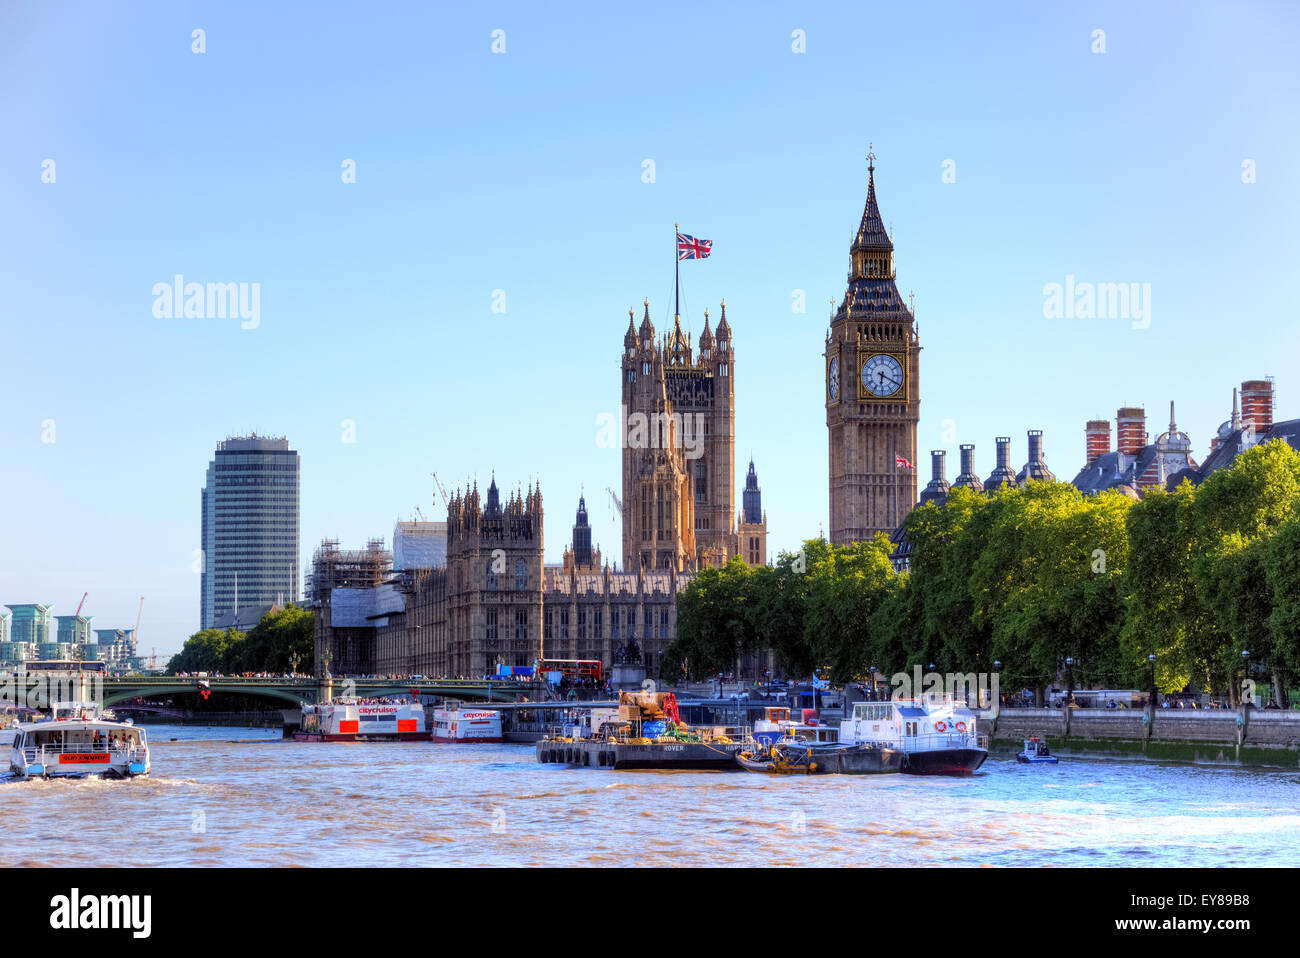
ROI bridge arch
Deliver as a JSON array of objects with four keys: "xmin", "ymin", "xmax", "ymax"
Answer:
[{"xmin": 102, "ymin": 684, "xmax": 312, "ymax": 708}]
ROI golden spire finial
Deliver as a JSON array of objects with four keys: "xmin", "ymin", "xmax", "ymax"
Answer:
[{"xmin": 868, "ymin": 142, "xmax": 875, "ymax": 172}]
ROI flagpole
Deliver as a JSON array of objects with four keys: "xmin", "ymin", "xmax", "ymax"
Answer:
[{"xmin": 674, "ymin": 221, "xmax": 680, "ymax": 319}]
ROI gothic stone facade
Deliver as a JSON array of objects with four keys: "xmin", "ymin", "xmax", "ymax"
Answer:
[
  {"xmin": 371, "ymin": 485, "xmax": 688, "ymax": 678},
  {"xmin": 621, "ymin": 300, "xmax": 736, "ymax": 572}
]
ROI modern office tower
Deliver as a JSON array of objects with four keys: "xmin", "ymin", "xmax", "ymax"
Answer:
[
  {"xmin": 200, "ymin": 434, "xmax": 300, "ymax": 629},
  {"xmin": 55, "ymin": 614, "xmax": 94, "ymax": 652}
]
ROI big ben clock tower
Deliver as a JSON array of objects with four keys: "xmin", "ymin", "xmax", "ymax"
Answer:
[{"xmin": 826, "ymin": 149, "xmax": 920, "ymax": 544}]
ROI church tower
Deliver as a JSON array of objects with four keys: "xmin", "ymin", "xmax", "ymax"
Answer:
[
  {"xmin": 735, "ymin": 458, "xmax": 768, "ymax": 566},
  {"xmin": 826, "ymin": 150, "xmax": 920, "ymax": 543}
]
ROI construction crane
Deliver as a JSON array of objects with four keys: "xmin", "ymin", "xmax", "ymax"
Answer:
[
  {"xmin": 430, "ymin": 472, "xmax": 451, "ymax": 510},
  {"xmin": 606, "ymin": 486, "xmax": 622, "ymax": 520},
  {"xmin": 412, "ymin": 506, "xmax": 427, "ymax": 522},
  {"xmin": 75, "ymin": 592, "xmax": 88, "ymax": 616},
  {"xmin": 133, "ymin": 596, "xmax": 144, "ymax": 660}
]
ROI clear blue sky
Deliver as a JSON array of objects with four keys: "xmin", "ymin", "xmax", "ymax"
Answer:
[{"xmin": 2, "ymin": 1, "xmax": 1297, "ymax": 658}]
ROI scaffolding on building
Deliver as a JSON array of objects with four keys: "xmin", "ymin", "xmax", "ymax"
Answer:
[{"xmin": 306, "ymin": 537, "xmax": 392, "ymax": 606}]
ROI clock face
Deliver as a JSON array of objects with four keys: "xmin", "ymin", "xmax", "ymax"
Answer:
[
  {"xmin": 828, "ymin": 357, "xmax": 840, "ymax": 401},
  {"xmin": 861, "ymin": 354, "xmax": 903, "ymax": 397}
]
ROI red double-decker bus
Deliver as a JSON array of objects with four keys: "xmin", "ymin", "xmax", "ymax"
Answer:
[{"xmin": 536, "ymin": 659, "xmax": 602, "ymax": 683}]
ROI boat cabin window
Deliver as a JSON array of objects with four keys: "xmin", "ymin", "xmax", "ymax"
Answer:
[{"xmin": 854, "ymin": 703, "xmax": 893, "ymax": 722}]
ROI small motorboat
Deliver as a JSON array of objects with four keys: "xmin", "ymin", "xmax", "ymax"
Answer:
[{"xmin": 1016, "ymin": 736, "xmax": 1059, "ymax": 764}]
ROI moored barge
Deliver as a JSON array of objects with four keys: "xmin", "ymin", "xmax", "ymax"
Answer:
[{"xmin": 535, "ymin": 690, "xmax": 743, "ymax": 771}]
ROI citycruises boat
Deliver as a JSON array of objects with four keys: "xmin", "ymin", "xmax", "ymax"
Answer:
[
  {"xmin": 1016, "ymin": 736, "xmax": 1059, "ymax": 764},
  {"xmin": 294, "ymin": 698, "xmax": 430, "ymax": 742},
  {"xmin": 8, "ymin": 701, "xmax": 150, "ymax": 780},
  {"xmin": 432, "ymin": 705, "xmax": 503, "ymax": 743},
  {"xmin": 839, "ymin": 697, "xmax": 987, "ymax": 775}
]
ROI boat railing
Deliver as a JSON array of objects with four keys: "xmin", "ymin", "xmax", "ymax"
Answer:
[
  {"xmin": 17, "ymin": 742, "xmax": 146, "ymax": 765},
  {"xmin": 905, "ymin": 731, "xmax": 985, "ymax": 751}
]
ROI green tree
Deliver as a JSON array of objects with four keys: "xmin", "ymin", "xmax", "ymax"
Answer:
[
  {"xmin": 801, "ymin": 533, "xmax": 898, "ymax": 683},
  {"xmin": 749, "ymin": 544, "xmax": 821, "ymax": 679},
  {"xmin": 230, "ymin": 605, "xmax": 316, "ymax": 674},
  {"xmin": 167, "ymin": 628, "xmax": 244, "ymax": 673},
  {"xmin": 1265, "ymin": 517, "xmax": 1300, "ymax": 703},
  {"xmin": 1192, "ymin": 440, "xmax": 1300, "ymax": 703},
  {"xmin": 1121, "ymin": 483, "xmax": 1202, "ymax": 695},
  {"xmin": 973, "ymin": 482, "xmax": 1133, "ymax": 704},
  {"xmin": 666, "ymin": 557, "xmax": 760, "ymax": 679}
]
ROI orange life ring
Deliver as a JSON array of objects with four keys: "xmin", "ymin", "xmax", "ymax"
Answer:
[
  {"xmin": 956, "ymin": 721, "xmax": 967, "ymax": 732},
  {"xmin": 935, "ymin": 720, "xmax": 947, "ymax": 732}
]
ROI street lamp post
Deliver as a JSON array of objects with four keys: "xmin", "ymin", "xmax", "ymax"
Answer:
[
  {"xmin": 1065, "ymin": 657, "xmax": 1075, "ymax": 707},
  {"xmin": 1241, "ymin": 649, "xmax": 1251, "ymax": 707},
  {"xmin": 1148, "ymin": 653, "xmax": 1157, "ymax": 709}
]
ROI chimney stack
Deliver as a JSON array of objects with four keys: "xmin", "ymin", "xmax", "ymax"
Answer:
[
  {"xmin": 1241, "ymin": 379, "xmax": 1274, "ymax": 432},
  {"xmin": 952, "ymin": 444, "xmax": 984, "ymax": 492},
  {"xmin": 1018, "ymin": 429, "xmax": 1057, "ymax": 483},
  {"xmin": 1086, "ymin": 419, "xmax": 1111, "ymax": 463},
  {"xmin": 985, "ymin": 437, "xmax": 1018, "ymax": 491},
  {"xmin": 919, "ymin": 450, "xmax": 951, "ymax": 505},
  {"xmin": 1116, "ymin": 407, "xmax": 1146, "ymax": 455}
]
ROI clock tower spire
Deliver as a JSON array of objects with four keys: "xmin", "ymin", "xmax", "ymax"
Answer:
[{"xmin": 825, "ymin": 150, "xmax": 920, "ymax": 544}]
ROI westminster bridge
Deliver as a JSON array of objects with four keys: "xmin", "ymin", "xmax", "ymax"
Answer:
[{"xmin": 1, "ymin": 672, "xmax": 540, "ymax": 709}]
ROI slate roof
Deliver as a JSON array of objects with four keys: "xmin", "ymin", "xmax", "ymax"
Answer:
[
  {"xmin": 1198, "ymin": 418, "xmax": 1300, "ymax": 481},
  {"xmin": 1071, "ymin": 447, "xmax": 1158, "ymax": 495}
]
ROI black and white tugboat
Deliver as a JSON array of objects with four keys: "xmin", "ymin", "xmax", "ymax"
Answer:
[{"xmin": 839, "ymin": 697, "xmax": 987, "ymax": 775}]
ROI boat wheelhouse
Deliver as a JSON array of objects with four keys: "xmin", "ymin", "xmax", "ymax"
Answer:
[
  {"xmin": 8, "ymin": 702, "xmax": 150, "ymax": 780},
  {"xmin": 840, "ymin": 697, "xmax": 987, "ymax": 775},
  {"xmin": 752, "ymin": 706, "xmax": 797, "ymax": 746},
  {"xmin": 432, "ymin": 705, "xmax": 503, "ymax": 743},
  {"xmin": 294, "ymin": 698, "xmax": 429, "ymax": 742}
]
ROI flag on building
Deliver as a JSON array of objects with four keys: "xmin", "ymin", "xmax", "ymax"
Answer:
[
  {"xmin": 676, "ymin": 232, "xmax": 712, "ymax": 260},
  {"xmin": 896, "ymin": 454, "xmax": 913, "ymax": 469}
]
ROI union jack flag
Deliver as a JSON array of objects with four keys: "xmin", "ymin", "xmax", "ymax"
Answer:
[
  {"xmin": 896, "ymin": 454, "xmax": 913, "ymax": 469},
  {"xmin": 676, "ymin": 232, "xmax": 712, "ymax": 260}
]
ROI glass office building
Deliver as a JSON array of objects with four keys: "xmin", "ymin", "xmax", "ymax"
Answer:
[
  {"xmin": 200, "ymin": 435, "xmax": 300, "ymax": 629},
  {"xmin": 5, "ymin": 604, "xmax": 52, "ymax": 647}
]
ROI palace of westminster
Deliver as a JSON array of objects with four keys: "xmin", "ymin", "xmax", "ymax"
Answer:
[{"xmin": 312, "ymin": 153, "xmax": 1292, "ymax": 679}]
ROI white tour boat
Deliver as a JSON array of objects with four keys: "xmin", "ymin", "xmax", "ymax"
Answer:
[
  {"xmin": 294, "ymin": 698, "xmax": 430, "ymax": 742},
  {"xmin": 840, "ymin": 696, "xmax": 987, "ymax": 774},
  {"xmin": 9, "ymin": 701, "xmax": 150, "ymax": 780},
  {"xmin": 432, "ymin": 705, "xmax": 503, "ymax": 743}
]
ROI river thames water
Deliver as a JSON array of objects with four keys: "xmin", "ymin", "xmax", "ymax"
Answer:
[{"xmin": 2, "ymin": 724, "xmax": 1299, "ymax": 867}]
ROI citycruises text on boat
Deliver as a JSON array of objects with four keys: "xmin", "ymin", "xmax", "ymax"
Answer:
[
  {"xmin": 432, "ymin": 705, "xmax": 503, "ymax": 743},
  {"xmin": 8, "ymin": 701, "xmax": 150, "ymax": 780}
]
